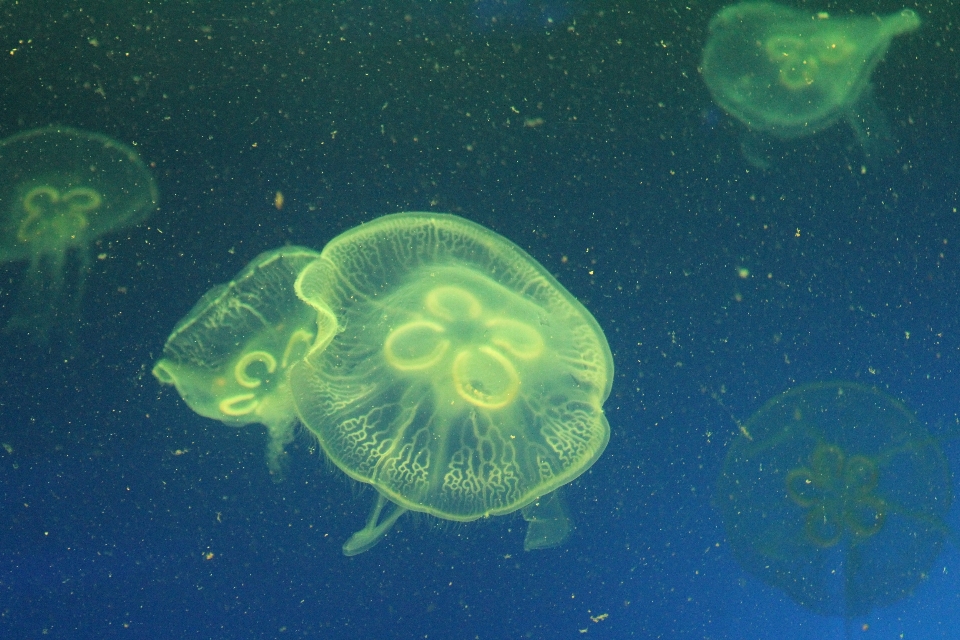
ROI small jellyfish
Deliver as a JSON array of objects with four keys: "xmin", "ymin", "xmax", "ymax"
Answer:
[
  {"xmin": 153, "ymin": 246, "xmax": 321, "ymax": 476},
  {"xmin": 717, "ymin": 382, "xmax": 952, "ymax": 617},
  {"xmin": 0, "ymin": 126, "xmax": 158, "ymax": 337},
  {"xmin": 701, "ymin": 3, "xmax": 920, "ymax": 164},
  {"xmin": 290, "ymin": 212, "xmax": 613, "ymax": 555}
]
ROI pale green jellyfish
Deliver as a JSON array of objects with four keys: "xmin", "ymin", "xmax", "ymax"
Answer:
[
  {"xmin": 717, "ymin": 382, "xmax": 952, "ymax": 616},
  {"xmin": 290, "ymin": 212, "xmax": 613, "ymax": 555},
  {"xmin": 153, "ymin": 246, "xmax": 321, "ymax": 476},
  {"xmin": 0, "ymin": 126, "xmax": 158, "ymax": 336},
  {"xmin": 701, "ymin": 3, "xmax": 920, "ymax": 163}
]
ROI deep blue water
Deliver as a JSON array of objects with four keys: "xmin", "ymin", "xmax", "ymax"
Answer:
[{"xmin": 1, "ymin": 0, "xmax": 959, "ymax": 638}]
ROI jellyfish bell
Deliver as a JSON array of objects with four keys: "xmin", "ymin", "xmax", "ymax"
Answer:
[
  {"xmin": 700, "ymin": 3, "xmax": 920, "ymax": 165},
  {"xmin": 290, "ymin": 212, "xmax": 614, "ymax": 555},
  {"xmin": 152, "ymin": 246, "xmax": 321, "ymax": 477},
  {"xmin": 0, "ymin": 126, "xmax": 158, "ymax": 339},
  {"xmin": 717, "ymin": 382, "xmax": 952, "ymax": 617}
]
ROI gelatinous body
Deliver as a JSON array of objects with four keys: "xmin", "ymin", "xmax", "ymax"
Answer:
[
  {"xmin": 717, "ymin": 382, "xmax": 951, "ymax": 617},
  {"xmin": 701, "ymin": 3, "xmax": 919, "ymax": 159},
  {"xmin": 291, "ymin": 212, "xmax": 613, "ymax": 554},
  {"xmin": 153, "ymin": 246, "xmax": 321, "ymax": 475},
  {"xmin": 0, "ymin": 126, "xmax": 157, "ymax": 336}
]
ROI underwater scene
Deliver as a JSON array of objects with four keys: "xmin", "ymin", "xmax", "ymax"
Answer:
[{"xmin": 0, "ymin": 1, "xmax": 958, "ymax": 638}]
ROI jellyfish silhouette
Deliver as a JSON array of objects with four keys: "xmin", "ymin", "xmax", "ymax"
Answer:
[
  {"xmin": 717, "ymin": 382, "xmax": 952, "ymax": 617},
  {"xmin": 0, "ymin": 126, "xmax": 157, "ymax": 337},
  {"xmin": 290, "ymin": 212, "xmax": 613, "ymax": 555},
  {"xmin": 700, "ymin": 3, "xmax": 920, "ymax": 164},
  {"xmin": 153, "ymin": 246, "xmax": 321, "ymax": 476}
]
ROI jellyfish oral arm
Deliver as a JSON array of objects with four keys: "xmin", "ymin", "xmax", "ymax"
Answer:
[{"xmin": 342, "ymin": 493, "xmax": 409, "ymax": 556}]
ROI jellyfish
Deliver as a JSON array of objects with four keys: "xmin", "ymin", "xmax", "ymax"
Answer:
[
  {"xmin": 0, "ymin": 126, "xmax": 158, "ymax": 337},
  {"xmin": 289, "ymin": 212, "xmax": 613, "ymax": 555},
  {"xmin": 153, "ymin": 246, "xmax": 321, "ymax": 476},
  {"xmin": 716, "ymin": 382, "xmax": 952, "ymax": 617},
  {"xmin": 700, "ymin": 3, "xmax": 920, "ymax": 165}
]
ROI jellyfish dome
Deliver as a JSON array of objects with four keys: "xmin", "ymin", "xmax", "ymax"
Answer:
[
  {"xmin": 700, "ymin": 1, "xmax": 919, "ymax": 167},
  {"xmin": 0, "ymin": 126, "xmax": 158, "ymax": 335},
  {"xmin": 153, "ymin": 246, "xmax": 321, "ymax": 475},
  {"xmin": 701, "ymin": 3, "xmax": 920, "ymax": 140},
  {"xmin": 717, "ymin": 382, "xmax": 952, "ymax": 617},
  {"xmin": 290, "ymin": 212, "xmax": 613, "ymax": 554}
]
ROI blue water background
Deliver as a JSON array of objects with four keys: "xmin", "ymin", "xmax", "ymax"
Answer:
[{"xmin": 1, "ymin": 0, "xmax": 959, "ymax": 637}]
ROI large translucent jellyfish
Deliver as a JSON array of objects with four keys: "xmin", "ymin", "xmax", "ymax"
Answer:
[{"xmin": 290, "ymin": 212, "xmax": 614, "ymax": 555}]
